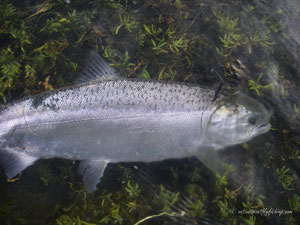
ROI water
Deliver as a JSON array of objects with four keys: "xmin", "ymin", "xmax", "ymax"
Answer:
[{"xmin": 0, "ymin": 0, "xmax": 299, "ymax": 224}]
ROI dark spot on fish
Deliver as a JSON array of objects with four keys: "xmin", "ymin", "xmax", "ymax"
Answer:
[
  {"xmin": 123, "ymin": 85, "xmax": 127, "ymax": 93},
  {"xmin": 99, "ymin": 96, "xmax": 104, "ymax": 103}
]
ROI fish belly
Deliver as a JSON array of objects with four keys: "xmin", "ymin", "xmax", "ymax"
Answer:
[{"xmin": 2, "ymin": 110, "xmax": 204, "ymax": 163}]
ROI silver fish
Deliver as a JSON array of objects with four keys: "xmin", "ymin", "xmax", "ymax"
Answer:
[{"xmin": 0, "ymin": 52, "xmax": 271, "ymax": 192}]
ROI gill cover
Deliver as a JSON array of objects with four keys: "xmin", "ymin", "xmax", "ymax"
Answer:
[{"xmin": 206, "ymin": 94, "xmax": 271, "ymax": 149}]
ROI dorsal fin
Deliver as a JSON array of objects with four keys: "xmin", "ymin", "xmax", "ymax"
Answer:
[{"xmin": 75, "ymin": 51, "xmax": 120, "ymax": 84}]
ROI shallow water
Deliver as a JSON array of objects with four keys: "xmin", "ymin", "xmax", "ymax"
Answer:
[{"xmin": 0, "ymin": 0, "xmax": 299, "ymax": 224}]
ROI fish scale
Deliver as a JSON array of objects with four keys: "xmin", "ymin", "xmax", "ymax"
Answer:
[
  {"xmin": 0, "ymin": 79, "xmax": 219, "ymax": 165},
  {"xmin": 39, "ymin": 79, "xmax": 217, "ymax": 113},
  {"xmin": 0, "ymin": 52, "xmax": 271, "ymax": 192}
]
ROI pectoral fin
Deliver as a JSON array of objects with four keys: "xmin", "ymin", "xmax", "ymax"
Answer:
[
  {"xmin": 78, "ymin": 159, "xmax": 109, "ymax": 193},
  {"xmin": 195, "ymin": 147, "xmax": 223, "ymax": 174},
  {"xmin": 0, "ymin": 148, "xmax": 37, "ymax": 180}
]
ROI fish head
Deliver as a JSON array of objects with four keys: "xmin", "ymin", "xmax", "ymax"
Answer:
[{"xmin": 206, "ymin": 94, "xmax": 271, "ymax": 149}]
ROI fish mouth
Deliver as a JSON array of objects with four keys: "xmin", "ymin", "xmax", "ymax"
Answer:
[{"xmin": 257, "ymin": 123, "xmax": 271, "ymax": 133}]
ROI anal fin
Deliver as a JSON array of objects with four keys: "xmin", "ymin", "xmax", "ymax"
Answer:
[
  {"xmin": 0, "ymin": 148, "xmax": 37, "ymax": 180},
  {"xmin": 78, "ymin": 159, "xmax": 109, "ymax": 193}
]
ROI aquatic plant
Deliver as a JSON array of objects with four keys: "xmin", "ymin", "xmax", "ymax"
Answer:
[{"xmin": 248, "ymin": 73, "xmax": 273, "ymax": 96}]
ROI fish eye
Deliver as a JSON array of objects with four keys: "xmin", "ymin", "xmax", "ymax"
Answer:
[{"xmin": 248, "ymin": 116, "xmax": 257, "ymax": 125}]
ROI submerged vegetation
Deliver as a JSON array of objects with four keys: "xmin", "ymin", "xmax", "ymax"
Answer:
[{"xmin": 0, "ymin": 0, "xmax": 299, "ymax": 224}]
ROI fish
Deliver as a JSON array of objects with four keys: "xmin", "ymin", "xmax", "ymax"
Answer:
[{"xmin": 0, "ymin": 52, "xmax": 271, "ymax": 192}]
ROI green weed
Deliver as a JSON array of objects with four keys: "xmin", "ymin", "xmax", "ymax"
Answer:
[{"xmin": 248, "ymin": 73, "xmax": 273, "ymax": 96}]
